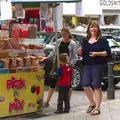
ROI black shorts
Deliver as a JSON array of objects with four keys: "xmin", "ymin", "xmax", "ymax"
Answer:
[{"xmin": 81, "ymin": 65, "xmax": 104, "ymax": 88}]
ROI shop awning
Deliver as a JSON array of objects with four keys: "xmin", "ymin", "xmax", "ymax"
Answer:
[{"xmin": 11, "ymin": 0, "xmax": 81, "ymax": 3}]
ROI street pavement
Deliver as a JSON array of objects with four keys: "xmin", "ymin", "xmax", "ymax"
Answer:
[{"xmin": 2, "ymin": 85, "xmax": 120, "ymax": 120}]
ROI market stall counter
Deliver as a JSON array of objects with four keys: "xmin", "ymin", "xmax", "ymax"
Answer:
[{"xmin": 0, "ymin": 37, "xmax": 45, "ymax": 118}]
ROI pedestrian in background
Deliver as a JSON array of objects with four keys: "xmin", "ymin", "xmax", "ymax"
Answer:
[
  {"xmin": 78, "ymin": 21, "xmax": 111, "ymax": 115},
  {"xmin": 41, "ymin": 28, "xmax": 77, "ymax": 108},
  {"xmin": 54, "ymin": 53, "xmax": 72, "ymax": 114}
]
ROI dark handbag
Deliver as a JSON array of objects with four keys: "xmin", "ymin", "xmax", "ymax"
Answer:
[{"xmin": 49, "ymin": 58, "xmax": 57, "ymax": 80}]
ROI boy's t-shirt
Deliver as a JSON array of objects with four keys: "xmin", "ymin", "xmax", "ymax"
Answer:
[{"xmin": 56, "ymin": 65, "xmax": 72, "ymax": 87}]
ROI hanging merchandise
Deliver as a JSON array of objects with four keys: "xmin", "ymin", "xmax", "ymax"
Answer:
[
  {"xmin": 14, "ymin": 4, "xmax": 25, "ymax": 18},
  {"xmin": 40, "ymin": 3, "xmax": 48, "ymax": 18},
  {"xmin": 1, "ymin": 0, "xmax": 12, "ymax": 20},
  {"xmin": 40, "ymin": 3, "xmax": 48, "ymax": 31}
]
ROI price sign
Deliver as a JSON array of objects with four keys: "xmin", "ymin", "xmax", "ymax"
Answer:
[{"xmin": 9, "ymin": 51, "xmax": 18, "ymax": 57}]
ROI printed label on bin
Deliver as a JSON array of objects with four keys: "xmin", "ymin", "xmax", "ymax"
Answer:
[
  {"xmin": 27, "ymin": 49, "xmax": 44, "ymax": 56},
  {"xmin": 9, "ymin": 52, "xmax": 18, "ymax": 57}
]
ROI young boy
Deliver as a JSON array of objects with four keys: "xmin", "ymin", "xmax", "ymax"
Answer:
[{"xmin": 55, "ymin": 53, "xmax": 72, "ymax": 114}]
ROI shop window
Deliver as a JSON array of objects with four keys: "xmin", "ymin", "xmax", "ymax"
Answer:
[{"xmin": 104, "ymin": 16, "xmax": 115, "ymax": 25}]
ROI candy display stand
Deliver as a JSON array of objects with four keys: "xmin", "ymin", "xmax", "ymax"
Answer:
[{"xmin": 0, "ymin": 41, "xmax": 44, "ymax": 118}]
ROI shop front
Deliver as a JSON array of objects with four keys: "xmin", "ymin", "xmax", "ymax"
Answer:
[
  {"xmin": 102, "ymin": 10, "xmax": 120, "ymax": 25},
  {"xmin": 63, "ymin": 0, "xmax": 120, "ymax": 27},
  {"xmin": 62, "ymin": 0, "xmax": 102, "ymax": 27},
  {"xmin": 79, "ymin": 0, "xmax": 120, "ymax": 25},
  {"xmin": 100, "ymin": 0, "xmax": 120, "ymax": 25}
]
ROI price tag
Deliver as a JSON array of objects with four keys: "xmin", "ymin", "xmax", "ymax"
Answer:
[
  {"xmin": 27, "ymin": 49, "xmax": 44, "ymax": 56},
  {"xmin": 9, "ymin": 52, "xmax": 18, "ymax": 57}
]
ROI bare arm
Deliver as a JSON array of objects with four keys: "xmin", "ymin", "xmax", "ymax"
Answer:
[
  {"xmin": 90, "ymin": 51, "xmax": 107, "ymax": 57},
  {"xmin": 96, "ymin": 51, "xmax": 107, "ymax": 56}
]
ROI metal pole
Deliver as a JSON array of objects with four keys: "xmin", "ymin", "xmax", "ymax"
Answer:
[
  {"xmin": 53, "ymin": 3, "xmax": 59, "ymax": 68},
  {"xmin": 49, "ymin": 3, "xmax": 59, "ymax": 76},
  {"xmin": 39, "ymin": 4, "xmax": 42, "ymax": 31},
  {"xmin": 107, "ymin": 61, "xmax": 115, "ymax": 99}
]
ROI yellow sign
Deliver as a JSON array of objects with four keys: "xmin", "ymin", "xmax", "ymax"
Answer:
[
  {"xmin": 0, "ymin": 71, "xmax": 44, "ymax": 118},
  {"xmin": 113, "ymin": 64, "xmax": 120, "ymax": 71}
]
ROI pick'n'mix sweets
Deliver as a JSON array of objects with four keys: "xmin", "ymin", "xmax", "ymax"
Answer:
[{"xmin": 0, "ymin": 55, "xmax": 42, "ymax": 73}]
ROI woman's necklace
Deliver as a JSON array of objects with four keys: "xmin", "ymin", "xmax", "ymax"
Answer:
[{"xmin": 88, "ymin": 38, "xmax": 97, "ymax": 44}]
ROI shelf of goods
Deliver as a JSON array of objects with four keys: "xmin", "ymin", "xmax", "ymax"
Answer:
[{"xmin": 0, "ymin": 37, "xmax": 45, "ymax": 118}]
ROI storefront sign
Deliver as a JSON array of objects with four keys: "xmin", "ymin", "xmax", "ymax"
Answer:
[
  {"xmin": 99, "ymin": 0, "xmax": 120, "ymax": 9},
  {"xmin": 76, "ymin": 2, "xmax": 85, "ymax": 17},
  {"xmin": 81, "ymin": 0, "xmax": 102, "ymax": 15}
]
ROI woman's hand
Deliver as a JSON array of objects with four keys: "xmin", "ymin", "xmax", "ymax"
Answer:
[
  {"xmin": 89, "ymin": 52, "xmax": 98, "ymax": 57},
  {"xmin": 78, "ymin": 48, "xmax": 82, "ymax": 56},
  {"xmin": 40, "ymin": 57, "xmax": 48, "ymax": 62},
  {"xmin": 90, "ymin": 51, "xmax": 107, "ymax": 57}
]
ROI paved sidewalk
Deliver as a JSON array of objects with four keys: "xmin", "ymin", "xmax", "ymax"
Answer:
[
  {"xmin": 2, "ymin": 86, "xmax": 120, "ymax": 120},
  {"xmin": 6, "ymin": 99, "xmax": 120, "ymax": 120},
  {"xmin": 37, "ymin": 99, "xmax": 120, "ymax": 120}
]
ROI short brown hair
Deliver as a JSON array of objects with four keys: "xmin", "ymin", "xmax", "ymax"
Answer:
[
  {"xmin": 59, "ymin": 53, "xmax": 68, "ymax": 64},
  {"xmin": 61, "ymin": 28, "xmax": 73, "ymax": 39},
  {"xmin": 86, "ymin": 21, "xmax": 101, "ymax": 40}
]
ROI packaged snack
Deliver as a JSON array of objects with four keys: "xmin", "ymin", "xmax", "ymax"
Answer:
[
  {"xmin": 28, "ymin": 25, "xmax": 37, "ymax": 39},
  {"xmin": 9, "ymin": 58, "xmax": 17, "ymax": 73},
  {"xmin": 23, "ymin": 56, "xmax": 31, "ymax": 67},
  {"xmin": 3, "ymin": 39, "xmax": 12, "ymax": 49},
  {"xmin": 16, "ymin": 57, "xmax": 24, "ymax": 72},
  {"xmin": 9, "ymin": 58, "xmax": 17, "ymax": 68},
  {"xmin": 0, "ymin": 39, "xmax": 4, "ymax": 49},
  {"xmin": 30, "ymin": 56, "xmax": 37, "ymax": 66},
  {"xmin": 12, "ymin": 28, "xmax": 21, "ymax": 38},
  {"xmin": 16, "ymin": 57, "xmax": 24, "ymax": 67},
  {"xmin": 20, "ymin": 29, "xmax": 28, "ymax": 38},
  {"xmin": 23, "ymin": 56, "xmax": 31, "ymax": 72},
  {"xmin": 30, "ymin": 56, "xmax": 40, "ymax": 71}
]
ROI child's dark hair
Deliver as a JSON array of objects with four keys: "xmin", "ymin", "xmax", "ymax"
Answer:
[{"xmin": 59, "ymin": 53, "xmax": 68, "ymax": 64}]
